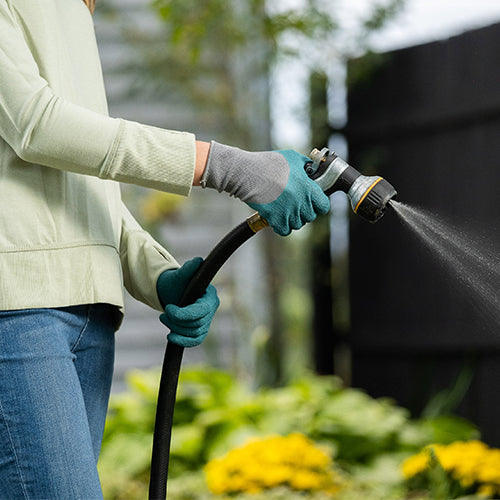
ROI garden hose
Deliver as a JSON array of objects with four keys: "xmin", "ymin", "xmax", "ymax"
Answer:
[
  {"xmin": 148, "ymin": 148, "xmax": 397, "ymax": 499},
  {"xmin": 149, "ymin": 213, "xmax": 268, "ymax": 500}
]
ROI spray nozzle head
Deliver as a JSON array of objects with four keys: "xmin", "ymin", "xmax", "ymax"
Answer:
[
  {"xmin": 348, "ymin": 175, "xmax": 397, "ymax": 223},
  {"xmin": 306, "ymin": 148, "xmax": 397, "ymax": 223}
]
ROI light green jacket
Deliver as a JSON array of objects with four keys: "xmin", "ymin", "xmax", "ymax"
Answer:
[{"xmin": 0, "ymin": 0, "xmax": 196, "ymax": 317}]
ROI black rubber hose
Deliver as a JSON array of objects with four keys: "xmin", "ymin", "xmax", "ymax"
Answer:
[{"xmin": 149, "ymin": 218, "xmax": 259, "ymax": 500}]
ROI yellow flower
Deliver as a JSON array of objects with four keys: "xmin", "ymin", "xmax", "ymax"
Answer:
[
  {"xmin": 204, "ymin": 433, "xmax": 341, "ymax": 496},
  {"xmin": 478, "ymin": 484, "xmax": 498, "ymax": 498},
  {"xmin": 402, "ymin": 440, "xmax": 500, "ymax": 497},
  {"xmin": 401, "ymin": 451, "xmax": 430, "ymax": 479},
  {"xmin": 290, "ymin": 470, "xmax": 323, "ymax": 490}
]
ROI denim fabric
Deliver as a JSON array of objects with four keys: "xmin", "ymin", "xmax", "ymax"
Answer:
[{"xmin": 0, "ymin": 304, "xmax": 117, "ymax": 500}]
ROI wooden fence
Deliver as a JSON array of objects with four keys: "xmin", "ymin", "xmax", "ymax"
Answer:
[{"xmin": 346, "ymin": 22, "xmax": 500, "ymax": 445}]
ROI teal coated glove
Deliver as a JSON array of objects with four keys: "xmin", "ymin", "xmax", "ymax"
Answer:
[
  {"xmin": 201, "ymin": 141, "xmax": 330, "ymax": 236},
  {"xmin": 247, "ymin": 150, "xmax": 330, "ymax": 236},
  {"xmin": 156, "ymin": 257, "xmax": 220, "ymax": 348}
]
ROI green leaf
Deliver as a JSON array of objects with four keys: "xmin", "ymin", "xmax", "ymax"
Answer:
[{"xmin": 418, "ymin": 415, "xmax": 480, "ymax": 444}]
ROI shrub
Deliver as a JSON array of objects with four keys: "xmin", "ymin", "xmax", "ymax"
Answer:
[{"xmin": 98, "ymin": 366, "xmax": 479, "ymax": 499}]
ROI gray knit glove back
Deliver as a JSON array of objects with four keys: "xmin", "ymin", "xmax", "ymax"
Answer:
[{"xmin": 201, "ymin": 141, "xmax": 330, "ymax": 236}]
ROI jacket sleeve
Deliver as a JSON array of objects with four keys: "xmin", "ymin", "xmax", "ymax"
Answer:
[
  {"xmin": 0, "ymin": 1, "xmax": 195, "ymax": 195},
  {"xmin": 120, "ymin": 203, "xmax": 179, "ymax": 311}
]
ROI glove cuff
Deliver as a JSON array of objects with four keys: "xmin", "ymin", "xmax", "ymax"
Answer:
[{"xmin": 201, "ymin": 141, "xmax": 289, "ymax": 205}]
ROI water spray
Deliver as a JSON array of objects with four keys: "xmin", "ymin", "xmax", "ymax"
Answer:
[{"xmin": 149, "ymin": 148, "xmax": 397, "ymax": 500}]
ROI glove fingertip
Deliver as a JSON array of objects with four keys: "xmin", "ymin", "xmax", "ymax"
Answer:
[
  {"xmin": 159, "ymin": 311, "xmax": 169, "ymax": 325},
  {"xmin": 183, "ymin": 256, "xmax": 204, "ymax": 276},
  {"xmin": 206, "ymin": 284, "xmax": 220, "ymax": 305},
  {"xmin": 319, "ymin": 196, "xmax": 331, "ymax": 214},
  {"xmin": 301, "ymin": 211, "xmax": 317, "ymax": 227},
  {"xmin": 168, "ymin": 333, "xmax": 197, "ymax": 348},
  {"xmin": 192, "ymin": 256, "xmax": 204, "ymax": 266},
  {"xmin": 163, "ymin": 303, "xmax": 176, "ymax": 316},
  {"xmin": 168, "ymin": 331, "xmax": 208, "ymax": 348},
  {"xmin": 311, "ymin": 187, "xmax": 330, "ymax": 214}
]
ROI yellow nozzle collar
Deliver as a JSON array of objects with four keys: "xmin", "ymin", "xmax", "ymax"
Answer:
[
  {"xmin": 246, "ymin": 213, "xmax": 269, "ymax": 233},
  {"xmin": 354, "ymin": 177, "xmax": 383, "ymax": 213}
]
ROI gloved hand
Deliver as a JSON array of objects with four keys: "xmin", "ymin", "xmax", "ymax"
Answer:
[
  {"xmin": 201, "ymin": 141, "xmax": 330, "ymax": 236},
  {"xmin": 156, "ymin": 257, "xmax": 220, "ymax": 348}
]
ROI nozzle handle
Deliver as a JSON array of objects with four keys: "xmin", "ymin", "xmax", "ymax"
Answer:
[
  {"xmin": 305, "ymin": 148, "xmax": 397, "ymax": 223},
  {"xmin": 305, "ymin": 149, "xmax": 360, "ymax": 196}
]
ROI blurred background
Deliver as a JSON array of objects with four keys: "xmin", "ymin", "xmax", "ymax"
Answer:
[{"xmin": 93, "ymin": 0, "xmax": 500, "ymax": 456}]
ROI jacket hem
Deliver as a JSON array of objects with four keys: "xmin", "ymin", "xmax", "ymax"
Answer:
[{"xmin": 0, "ymin": 243, "xmax": 125, "ymax": 318}]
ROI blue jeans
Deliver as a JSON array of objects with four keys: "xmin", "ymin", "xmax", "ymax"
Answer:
[{"xmin": 0, "ymin": 304, "xmax": 117, "ymax": 500}]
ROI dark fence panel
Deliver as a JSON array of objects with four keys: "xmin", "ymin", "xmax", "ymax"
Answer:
[{"xmin": 346, "ymin": 23, "xmax": 500, "ymax": 444}]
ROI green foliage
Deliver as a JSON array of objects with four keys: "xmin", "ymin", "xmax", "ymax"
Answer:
[
  {"xmin": 144, "ymin": 0, "xmax": 338, "ymax": 147},
  {"xmin": 346, "ymin": 50, "xmax": 392, "ymax": 89},
  {"xmin": 98, "ymin": 370, "xmax": 159, "ymax": 499},
  {"xmin": 98, "ymin": 366, "xmax": 478, "ymax": 499},
  {"xmin": 421, "ymin": 361, "xmax": 476, "ymax": 419},
  {"xmin": 151, "ymin": 0, "xmax": 336, "ymax": 61},
  {"xmin": 103, "ymin": 0, "xmax": 407, "ymax": 147},
  {"xmin": 363, "ymin": 0, "xmax": 406, "ymax": 32}
]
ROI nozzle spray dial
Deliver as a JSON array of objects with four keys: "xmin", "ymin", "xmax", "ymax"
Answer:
[{"xmin": 305, "ymin": 148, "xmax": 397, "ymax": 223}]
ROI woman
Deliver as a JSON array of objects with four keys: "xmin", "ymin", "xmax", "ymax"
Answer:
[{"xmin": 0, "ymin": 0, "xmax": 329, "ymax": 498}]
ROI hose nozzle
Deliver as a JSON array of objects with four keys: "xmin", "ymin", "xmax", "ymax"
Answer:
[{"xmin": 306, "ymin": 148, "xmax": 397, "ymax": 223}]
